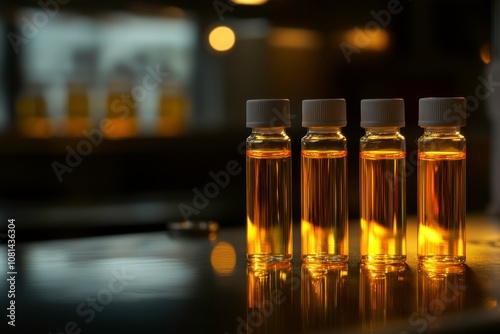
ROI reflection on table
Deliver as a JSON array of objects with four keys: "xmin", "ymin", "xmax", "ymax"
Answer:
[
  {"xmin": 416, "ymin": 263, "xmax": 466, "ymax": 331},
  {"xmin": 6, "ymin": 215, "xmax": 500, "ymax": 333},
  {"xmin": 301, "ymin": 262, "xmax": 348, "ymax": 333},
  {"xmin": 246, "ymin": 262, "xmax": 295, "ymax": 334},
  {"xmin": 359, "ymin": 263, "xmax": 409, "ymax": 331}
]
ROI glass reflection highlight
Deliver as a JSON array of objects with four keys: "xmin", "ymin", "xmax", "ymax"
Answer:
[
  {"xmin": 246, "ymin": 262, "xmax": 294, "ymax": 334},
  {"xmin": 301, "ymin": 262, "xmax": 348, "ymax": 333},
  {"xmin": 359, "ymin": 263, "xmax": 408, "ymax": 330},
  {"xmin": 417, "ymin": 263, "xmax": 466, "ymax": 329},
  {"xmin": 343, "ymin": 28, "xmax": 390, "ymax": 51}
]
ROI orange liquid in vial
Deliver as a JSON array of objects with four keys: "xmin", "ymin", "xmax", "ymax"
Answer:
[
  {"xmin": 247, "ymin": 149, "xmax": 292, "ymax": 263},
  {"xmin": 360, "ymin": 151, "xmax": 406, "ymax": 263},
  {"xmin": 418, "ymin": 152, "xmax": 466, "ymax": 263},
  {"xmin": 301, "ymin": 150, "xmax": 348, "ymax": 263}
]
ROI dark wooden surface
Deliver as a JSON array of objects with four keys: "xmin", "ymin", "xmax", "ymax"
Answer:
[{"xmin": 2, "ymin": 214, "xmax": 500, "ymax": 333}]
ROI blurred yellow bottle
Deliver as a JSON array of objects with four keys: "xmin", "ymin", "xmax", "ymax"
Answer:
[
  {"xmin": 15, "ymin": 85, "xmax": 53, "ymax": 138},
  {"xmin": 64, "ymin": 84, "xmax": 92, "ymax": 137},
  {"xmin": 104, "ymin": 85, "xmax": 139, "ymax": 139},
  {"xmin": 157, "ymin": 83, "xmax": 190, "ymax": 136}
]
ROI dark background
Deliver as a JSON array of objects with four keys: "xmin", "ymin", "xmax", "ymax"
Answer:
[{"xmin": 0, "ymin": 0, "xmax": 494, "ymax": 240}]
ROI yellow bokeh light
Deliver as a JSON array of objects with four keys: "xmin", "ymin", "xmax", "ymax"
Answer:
[
  {"xmin": 343, "ymin": 28, "xmax": 390, "ymax": 51},
  {"xmin": 208, "ymin": 26, "xmax": 236, "ymax": 52},
  {"xmin": 269, "ymin": 27, "xmax": 321, "ymax": 49},
  {"xmin": 231, "ymin": 0, "xmax": 268, "ymax": 5},
  {"xmin": 210, "ymin": 242, "xmax": 236, "ymax": 276},
  {"xmin": 480, "ymin": 43, "xmax": 491, "ymax": 64},
  {"xmin": 484, "ymin": 297, "xmax": 498, "ymax": 309}
]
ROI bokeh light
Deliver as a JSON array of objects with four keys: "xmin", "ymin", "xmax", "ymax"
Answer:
[
  {"xmin": 208, "ymin": 26, "xmax": 236, "ymax": 52},
  {"xmin": 210, "ymin": 242, "xmax": 236, "ymax": 276}
]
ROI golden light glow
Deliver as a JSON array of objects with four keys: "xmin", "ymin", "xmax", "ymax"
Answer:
[
  {"xmin": 231, "ymin": 0, "xmax": 268, "ymax": 5},
  {"xmin": 17, "ymin": 118, "xmax": 53, "ymax": 138},
  {"xmin": 210, "ymin": 242, "xmax": 236, "ymax": 276},
  {"xmin": 480, "ymin": 43, "xmax": 491, "ymax": 64},
  {"xmin": 361, "ymin": 219, "xmax": 398, "ymax": 258},
  {"xmin": 418, "ymin": 224, "xmax": 444, "ymax": 245},
  {"xmin": 343, "ymin": 28, "xmax": 390, "ymax": 51},
  {"xmin": 64, "ymin": 117, "xmax": 92, "ymax": 137},
  {"xmin": 269, "ymin": 27, "xmax": 321, "ymax": 49},
  {"xmin": 161, "ymin": 6, "xmax": 186, "ymax": 18},
  {"xmin": 484, "ymin": 297, "xmax": 498, "ymax": 309},
  {"xmin": 208, "ymin": 26, "xmax": 236, "ymax": 52}
]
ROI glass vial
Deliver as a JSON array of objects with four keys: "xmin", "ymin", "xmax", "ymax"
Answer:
[
  {"xmin": 417, "ymin": 97, "xmax": 466, "ymax": 264},
  {"xmin": 359, "ymin": 98, "xmax": 406, "ymax": 264},
  {"xmin": 246, "ymin": 99, "xmax": 293, "ymax": 263},
  {"xmin": 301, "ymin": 99, "xmax": 348, "ymax": 263}
]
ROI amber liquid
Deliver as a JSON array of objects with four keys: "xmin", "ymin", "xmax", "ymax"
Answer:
[
  {"xmin": 247, "ymin": 149, "xmax": 292, "ymax": 262},
  {"xmin": 360, "ymin": 151, "xmax": 406, "ymax": 263},
  {"xmin": 301, "ymin": 150, "xmax": 348, "ymax": 263},
  {"xmin": 418, "ymin": 152, "xmax": 466, "ymax": 263}
]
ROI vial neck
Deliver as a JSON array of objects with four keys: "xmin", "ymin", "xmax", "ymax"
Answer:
[
  {"xmin": 364, "ymin": 127, "xmax": 401, "ymax": 135},
  {"xmin": 422, "ymin": 126, "xmax": 461, "ymax": 135},
  {"xmin": 251, "ymin": 127, "xmax": 286, "ymax": 135},
  {"xmin": 307, "ymin": 126, "xmax": 342, "ymax": 134}
]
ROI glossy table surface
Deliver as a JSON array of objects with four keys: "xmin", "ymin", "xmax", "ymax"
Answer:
[{"xmin": 2, "ymin": 214, "xmax": 500, "ymax": 333}]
